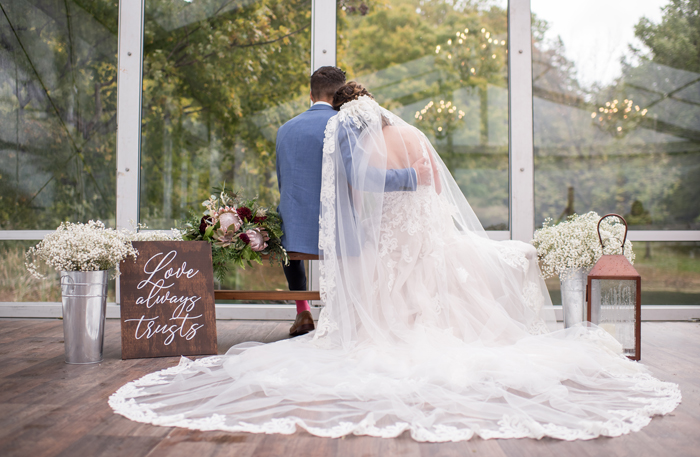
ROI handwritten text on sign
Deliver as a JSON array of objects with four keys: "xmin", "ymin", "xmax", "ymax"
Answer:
[{"xmin": 120, "ymin": 241, "xmax": 217, "ymax": 359}]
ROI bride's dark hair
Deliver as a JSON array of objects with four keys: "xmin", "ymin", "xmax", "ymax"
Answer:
[{"xmin": 332, "ymin": 81, "xmax": 373, "ymax": 111}]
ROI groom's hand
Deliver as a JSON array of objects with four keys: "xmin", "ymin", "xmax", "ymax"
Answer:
[{"xmin": 411, "ymin": 158, "xmax": 432, "ymax": 186}]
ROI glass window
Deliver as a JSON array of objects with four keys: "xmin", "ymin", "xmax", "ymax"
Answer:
[
  {"xmin": 0, "ymin": 0, "xmax": 118, "ymax": 229},
  {"xmin": 216, "ymin": 260, "xmax": 309, "ymax": 304},
  {"xmin": 635, "ymin": 242, "xmax": 700, "ymax": 305},
  {"xmin": 0, "ymin": 240, "xmax": 116, "ymax": 302},
  {"xmin": 532, "ymin": 0, "xmax": 700, "ymax": 230},
  {"xmin": 0, "ymin": 240, "xmax": 60, "ymax": 302},
  {"xmin": 139, "ymin": 0, "xmax": 311, "ymax": 228},
  {"xmin": 138, "ymin": 0, "xmax": 311, "ymax": 291},
  {"xmin": 546, "ymin": 242, "xmax": 700, "ymax": 306},
  {"xmin": 339, "ymin": 0, "xmax": 510, "ymax": 230}
]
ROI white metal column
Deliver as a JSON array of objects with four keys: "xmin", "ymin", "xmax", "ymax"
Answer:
[
  {"xmin": 508, "ymin": 0, "xmax": 535, "ymax": 242},
  {"xmin": 310, "ymin": 0, "xmax": 336, "ymax": 303},
  {"xmin": 115, "ymin": 0, "xmax": 144, "ymax": 232},
  {"xmin": 311, "ymin": 0, "xmax": 337, "ymax": 71},
  {"xmin": 115, "ymin": 0, "xmax": 144, "ymax": 303}
]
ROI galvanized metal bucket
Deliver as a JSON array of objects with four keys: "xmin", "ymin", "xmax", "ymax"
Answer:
[
  {"xmin": 560, "ymin": 268, "xmax": 588, "ymax": 328},
  {"xmin": 60, "ymin": 271, "xmax": 108, "ymax": 364}
]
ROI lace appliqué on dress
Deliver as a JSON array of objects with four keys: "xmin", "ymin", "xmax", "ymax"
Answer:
[
  {"xmin": 337, "ymin": 96, "xmax": 382, "ymax": 129},
  {"xmin": 496, "ymin": 245, "xmax": 531, "ymax": 273}
]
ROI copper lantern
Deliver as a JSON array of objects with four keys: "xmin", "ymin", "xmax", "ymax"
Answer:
[{"xmin": 586, "ymin": 214, "xmax": 642, "ymax": 361}]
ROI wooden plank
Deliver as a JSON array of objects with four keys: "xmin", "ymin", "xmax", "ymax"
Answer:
[
  {"xmin": 54, "ymin": 435, "xmax": 162, "ymax": 457},
  {"xmin": 216, "ymin": 320, "xmax": 287, "ymax": 352},
  {"xmin": 146, "ymin": 428, "xmax": 261, "ymax": 457},
  {"xmin": 214, "ymin": 290, "xmax": 321, "ymax": 301},
  {"xmin": 277, "ymin": 252, "xmax": 319, "ymax": 261}
]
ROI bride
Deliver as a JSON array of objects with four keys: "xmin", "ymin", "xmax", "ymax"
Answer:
[{"xmin": 110, "ymin": 82, "xmax": 680, "ymax": 442}]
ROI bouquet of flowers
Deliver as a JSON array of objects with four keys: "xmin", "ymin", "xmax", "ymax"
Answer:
[
  {"xmin": 531, "ymin": 211, "xmax": 635, "ymax": 280},
  {"xmin": 25, "ymin": 220, "xmax": 139, "ymax": 279},
  {"xmin": 181, "ymin": 186, "xmax": 288, "ymax": 282}
]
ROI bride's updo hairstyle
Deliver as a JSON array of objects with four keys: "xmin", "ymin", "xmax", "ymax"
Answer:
[{"xmin": 332, "ymin": 81, "xmax": 373, "ymax": 111}]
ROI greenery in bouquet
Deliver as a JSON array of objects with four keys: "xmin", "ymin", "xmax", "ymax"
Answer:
[
  {"xmin": 181, "ymin": 186, "xmax": 288, "ymax": 282},
  {"xmin": 531, "ymin": 212, "xmax": 635, "ymax": 280},
  {"xmin": 25, "ymin": 220, "xmax": 138, "ymax": 279}
]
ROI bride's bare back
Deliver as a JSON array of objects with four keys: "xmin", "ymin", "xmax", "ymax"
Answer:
[
  {"xmin": 383, "ymin": 124, "xmax": 441, "ymax": 192},
  {"xmin": 382, "ymin": 124, "xmax": 424, "ymax": 169}
]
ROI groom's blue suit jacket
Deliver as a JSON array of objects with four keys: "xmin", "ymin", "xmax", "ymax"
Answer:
[{"xmin": 275, "ymin": 103, "xmax": 417, "ymax": 255}]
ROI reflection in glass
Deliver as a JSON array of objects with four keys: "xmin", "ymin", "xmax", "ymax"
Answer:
[
  {"xmin": 590, "ymin": 279, "xmax": 637, "ymax": 355},
  {"xmin": 547, "ymin": 242, "xmax": 700, "ymax": 306},
  {"xmin": 0, "ymin": 0, "xmax": 118, "ymax": 229},
  {"xmin": 138, "ymin": 0, "xmax": 311, "ymax": 292},
  {"xmin": 339, "ymin": 0, "xmax": 509, "ymax": 229},
  {"xmin": 532, "ymin": 0, "xmax": 700, "ymax": 230}
]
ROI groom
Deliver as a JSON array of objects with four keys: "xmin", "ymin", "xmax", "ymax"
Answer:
[{"xmin": 276, "ymin": 66, "xmax": 431, "ymax": 336}]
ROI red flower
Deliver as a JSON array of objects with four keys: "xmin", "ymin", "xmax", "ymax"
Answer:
[
  {"xmin": 239, "ymin": 233, "xmax": 250, "ymax": 244},
  {"xmin": 199, "ymin": 216, "xmax": 212, "ymax": 234},
  {"xmin": 252, "ymin": 216, "xmax": 267, "ymax": 224},
  {"xmin": 236, "ymin": 206, "xmax": 253, "ymax": 222}
]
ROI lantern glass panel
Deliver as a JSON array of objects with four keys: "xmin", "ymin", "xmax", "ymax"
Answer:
[{"xmin": 590, "ymin": 279, "xmax": 637, "ymax": 356}]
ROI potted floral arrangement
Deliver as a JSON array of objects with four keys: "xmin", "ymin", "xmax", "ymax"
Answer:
[
  {"xmin": 25, "ymin": 220, "xmax": 138, "ymax": 364},
  {"xmin": 531, "ymin": 212, "xmax": 635, "ymax": 327},
  {"xmin": 181, "ymin": 186, "xmax": 288, "ymax": 283}
]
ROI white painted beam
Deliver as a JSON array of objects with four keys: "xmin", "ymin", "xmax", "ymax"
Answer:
[
  {"xmin": 311, "ymin": 0, "xmax": 337, "ymax": 70},
  {"xmin": 508, "ymin": 0, "xmax": 535, "ymax": 242},
  {"xmin": 115, "ymin": 0, "xmax": 144, "ymax": 232}
]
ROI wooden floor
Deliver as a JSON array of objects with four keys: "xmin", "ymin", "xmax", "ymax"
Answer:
[{"xmin": 1, "ymin": 319, "xmax": 698, "ymax": 457}]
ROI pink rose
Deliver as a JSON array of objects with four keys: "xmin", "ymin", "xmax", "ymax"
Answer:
[
  {"xmin": 218, "ymin": 210, "xmax": 242, "ymax": 233},
  {"xmin": 246, "ymin": 228, "xmax": 268, "ymax": 252}
]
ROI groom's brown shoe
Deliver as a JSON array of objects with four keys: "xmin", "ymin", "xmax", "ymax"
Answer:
[{"xmin": 289, "ymin": 310, "xmax": 315, "ymax": 337}]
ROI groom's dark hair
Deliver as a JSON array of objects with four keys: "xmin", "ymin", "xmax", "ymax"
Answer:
[{"xmin": 310, "ymin": 66, "xmax": 346, "ymax": 100}]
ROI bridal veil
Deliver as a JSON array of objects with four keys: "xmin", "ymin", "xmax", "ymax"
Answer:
[{"xmin": 110, "ymin": 96, "xmax": 680, "ymax": 442}]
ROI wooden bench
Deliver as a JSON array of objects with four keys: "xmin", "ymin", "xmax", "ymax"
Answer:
[{"xmin": 214, "ymin": 252, "xmax": 321, "ymax": 301}]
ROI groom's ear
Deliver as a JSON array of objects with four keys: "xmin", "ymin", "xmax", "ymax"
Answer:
[{"xmin": 309, "ymin": 91, "xmax": 316, "ymax": 103}]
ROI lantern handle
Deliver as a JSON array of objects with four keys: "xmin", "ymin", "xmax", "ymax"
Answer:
[{"xmin": 597, "ymin": 213, "xmax": 628, "ymax": 254}]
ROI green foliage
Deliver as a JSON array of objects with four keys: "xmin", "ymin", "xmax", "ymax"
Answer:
[
  {"xmin": 138, "ymin": 0, "xmax": 312, "ymax": 228},
  {"xmin": 0, "ymin": 0, "xmax": 118, "ymax": 229},
  {"xmin": 633, "ymin": 0, "xmax": 700, "ymax": 73}
]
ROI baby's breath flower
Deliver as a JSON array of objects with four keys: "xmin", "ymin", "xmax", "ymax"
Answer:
[
  {"xmin": 25, "ymin": 220, "xmax": 139, "ymax": 279},
  {"xmin": 531, "ymin": 212, "xmax": 635, "ymax": 280},
  {"xmin": 124, "ymin": 223, "xmax": 184, "ymax": 242}
]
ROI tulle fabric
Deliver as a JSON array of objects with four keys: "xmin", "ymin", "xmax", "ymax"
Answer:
[{"xmin": 110, "ymin": 96, "xmax": 680, "ymax": 441}]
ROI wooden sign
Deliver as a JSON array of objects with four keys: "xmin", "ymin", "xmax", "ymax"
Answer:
[{"xmin": 119, "ymin": 241, "xmax": 218, "ymax": 359}]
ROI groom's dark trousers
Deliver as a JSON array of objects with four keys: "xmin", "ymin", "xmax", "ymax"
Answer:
[{"xmin": 282, "ymin": 261, "xmax": 306, "ymax": 291}]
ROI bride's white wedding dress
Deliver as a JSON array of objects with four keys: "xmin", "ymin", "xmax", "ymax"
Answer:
[{"xmin": 110, "ymin": 96, "xmax": 680, "ymax": 442}]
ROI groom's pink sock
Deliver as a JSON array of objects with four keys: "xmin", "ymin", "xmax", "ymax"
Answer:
[{"xmin": 296, "ymin": 300, "xmax": 310, "ymax": 314}]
